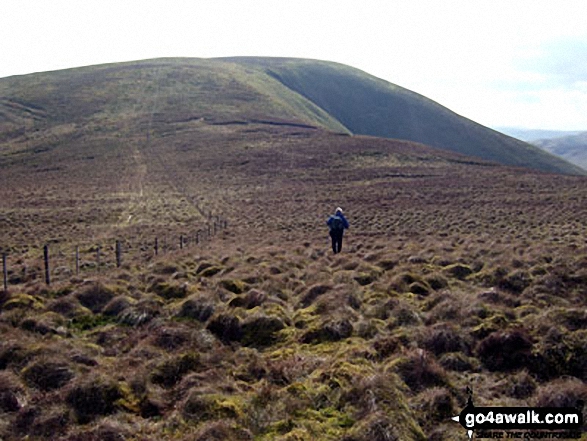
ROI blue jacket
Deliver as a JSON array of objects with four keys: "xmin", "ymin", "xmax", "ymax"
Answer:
[{"xmin": 327, "ymin": 212, "xmax": 349, "ymax": 230}]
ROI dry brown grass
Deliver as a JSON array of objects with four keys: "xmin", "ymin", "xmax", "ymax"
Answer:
[{"xmin": 1, "ymin": 110, "xmax": 587, "ymax": 439}]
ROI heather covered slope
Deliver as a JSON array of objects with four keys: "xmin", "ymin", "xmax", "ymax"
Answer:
[{"xmin": 1, "ymin": 119, "xmax": 587, "ymax": 439}]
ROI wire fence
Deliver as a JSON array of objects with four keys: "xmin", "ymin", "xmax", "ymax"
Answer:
[{"xmin": 1, "ymin": 216, "xmax": 228, "ymax": 292}]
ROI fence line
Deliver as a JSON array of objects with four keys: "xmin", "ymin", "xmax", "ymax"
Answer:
[{"xmin": 1, "ymin": 216, "xmax": 229, "ymax": 291}]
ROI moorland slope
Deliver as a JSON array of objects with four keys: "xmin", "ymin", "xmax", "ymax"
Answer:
[
  {"xmin": 1, "ymin": 59, "xmax": 586, "ymax": 440},
  {"xmin": 1, "ymin": 57, "xmax": 584, "ymax": 175}
]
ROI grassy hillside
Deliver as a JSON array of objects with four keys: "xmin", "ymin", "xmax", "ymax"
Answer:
[
  {"xmin": 225, "ymin": 57, "xmax": 585, "ymax": 175},
  {"xmin": 532, "ymin": 131, "xmax": 587, "ymax": 171},
  {"xmin": 0, "ymin": 58, "xmax": 350, "ymax": 139},
  {"xmin": 2, "ymin": 56, "xmax": 584, "ymax": 176}
]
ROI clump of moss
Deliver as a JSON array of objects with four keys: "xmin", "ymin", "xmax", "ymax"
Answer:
[
  {"xmin": 534, "ymin": 377, "xmax": 587, "ymax": 409},
  {"xmin": 229, "ymin": 289, "xmax": 268, "ymax": 309},
  {"xmin": 300, "ymin": 318, "xmax": 353, "ymax": 344},
  {"xmin": 102, "ymin": 295, "xmax": 135, "ymax": 317},
  {"xmin": 438, "ymin": 352, "xmax": 479, "ymax": 372},
  {"xmin": 152, "ymin": 326, "xmax": 191, "ymax": 351},
  {"xmin": 151, "ymin": 261, "xmax": 181, "ymax": 275},
  {"xmin": 177, "ymin": 296, "xmax": 215, "ymax": 322},
  {"xmin": 391, "ymin": 305, "xmax": 422, "ymax": 327},
  {"xmin": 69, "ymin": 313, "xmax": 113, "ymax": 331},
  {"xmin": 0, "ymin": 344, "xmax": 35, "ymax": 371},
  {"xmin": 199, "ymin": 265, "xmax": 224, "ymax": 277},
  {"xmin": 20, "ymin": 312, "xmax": 65, "ymax": 336},
  {"xmin": 219, "ymin": 279, "xmax": 247, "ymax": 294},
  {"xmin": 531, "ymin": 328, "xmax": 587, "ymax": 380},
  {"xmin": 377, "ymin": 258, "xmax": 398, "ymax": 271},
  {"xmin": 196, "ymin": 261, "xmax": 224, "ymax": 277},
  {"xmin": 207, "ymin": 313, "xmax": 243, "ymax": 344},
  {"xmin": 390, "ymin": 350, "xmax": 448, "ymax": 392},
  {"xmin": 3, "ymin": 293, "xmax": 44, "ymax": 311},
  {"xmin": 47, "ymin": 295, "xmax": 90, "ymax": 319},
  {"xmin": 343, "ymin": 372, "xmax": 426, "ymax": 440},
  {"xmin": 443, "ymin": 263, "xmax": 473, "ymax": 280},
  {"xmin": 544, "ymin": 307, "xmax": 587, "ymax": 332},
  {"xmin": 415, "ymin": 387, "xmax": 456, "ymax": 424},
  {"xmin": 498, "ymin": 269, "xmax": 532, "ymax": 293},
  {"xmin": 409, "ymin": 282, "xmax": 430, "ymax": 296},
  {"xmin": 150, "ymin": 281, "xmax": 190, "ymax": 299},
  {"xmin": 75, "ymin": 282, "xmax": 116, "ymax": 313},
  {"xmin": 300, "ymin": 284, "xmax": 332, "ymax": 308},
  {"xmin": 419, "ymin": 324, "xmax": 471, "ymax": 356},
  {"xmin": 498, "ymin": 370, "xmax": 537, "ymax": 399},
  {"xmin": 118, "ymin": 296, "xmax": 162, "ymax": 326},
  {"xmin": 242, "ymin": 314, "xmax": 285, "ymax": 347},
  {"xmin": 12, "ymin": 404, "xmax": 70, "ymax": 439},
  {"xmin": 65, "ymin": 376, "xmax": 123, "ymax": 423},
  {"xmin": 354, "ymin": 272, "xmax": 377, "ymax": 286},
  {"xmin": 192, "ymin": 420, "xmax": 253, "ymax": 441},
  {"xmin": 424, "ymin": 274, "xmax": 448, "ymax": 291},
  {"xmin": 150, "ymin": 353, "xmax": 200, "ymax": 388},
  {"xmin": 64, "ymin": 421, "xmax": 130, "ymax": 441},
  {"xmin": 0, "ymin": 372, "xmax": 23, "ymax": 413},
  {"xmin": 21, "ymin": 359, "xmax": 75, "ymax": 391},
  {"xmin": 373, "ymin": 336, "xmax": 403, "ymax": 360},
  {"xmin": 182, "ymin": 391, "xmax": 243, "ymax": 421},
  {"xmin": 476, "ymin": 329, "xmax": 533, "ymax": 371}
]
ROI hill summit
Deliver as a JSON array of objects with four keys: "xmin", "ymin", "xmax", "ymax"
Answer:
[{"xmin": 0, "ymin": 57, "xmax": 584, "ymax": 175}]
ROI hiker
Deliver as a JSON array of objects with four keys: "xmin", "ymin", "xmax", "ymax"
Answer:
[{"xmin": 326, "ymin": 207, "xmax": 349, "ymax": 254}]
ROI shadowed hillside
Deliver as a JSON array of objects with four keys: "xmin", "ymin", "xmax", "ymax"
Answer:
[{"xmin": 226, "ymin": 57, "xmax": 585, "ymax": 175}]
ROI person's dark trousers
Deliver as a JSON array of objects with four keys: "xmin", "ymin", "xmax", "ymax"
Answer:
[{"xmin": 329, "ymin": 229, "xmax": 344, "ymax": 253}]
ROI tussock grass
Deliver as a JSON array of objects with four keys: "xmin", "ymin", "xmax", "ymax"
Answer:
[{"xmin": 1, "ymin": 66, "xmax": 586, "ymax": 438}]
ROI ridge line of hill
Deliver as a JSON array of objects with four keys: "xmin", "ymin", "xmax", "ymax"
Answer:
[
  {"xmin": 1, "ymin": 56, "xmax": 585, "ymax": 175},
  {"xmin": 219, "ymin": 56, "xmax": 585, "ymax": 176}
]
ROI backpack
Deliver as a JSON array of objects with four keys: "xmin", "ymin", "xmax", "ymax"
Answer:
[{"xmin": 329, "ymin": 216, "xmax": 344, "ymax": 231}]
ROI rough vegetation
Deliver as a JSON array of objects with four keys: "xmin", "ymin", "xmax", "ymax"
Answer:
[{"xmin": 0, "ymin": 59, "xmax": 586, "ymax": 440}]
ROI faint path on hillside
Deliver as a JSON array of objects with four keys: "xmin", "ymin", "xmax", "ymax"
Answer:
[
  {"xmin": 118, "ymin": 140, "xmax": 148, "ymax": 226},
  {"xmin": 138, "ymin": 67, "xmax": 212, "ymax": 223},
  {"xmin": 115, "ymin": 69, "xmax": 159, "ymax": 227}
]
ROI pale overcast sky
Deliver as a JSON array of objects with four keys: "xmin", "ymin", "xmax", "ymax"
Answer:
[{"xmin": 1, "ymin": 0, "xmax": 586, "ymax": 130}]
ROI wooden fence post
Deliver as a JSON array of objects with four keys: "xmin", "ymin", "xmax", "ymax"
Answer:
[
  {"xmin": 116, "ymin": 240, "xmax": 122, "ymax": 268},
  {"xmin": 96, "ymin": 245, "xmax": 101, "ymax": 273},
  {"xmin": 44, "ymin": 245, "xmax": 50, "ymax": 285},
  {"xmin": 180, "ymin": 235, "xmax": 184, "ymax": 250},
  {"xmin": 2, "ymin": 252, "xmax": 7, "ymax": 292},
  {"xmin": 155, "ymin": 237, "xmax": 159, "ymax": 256},
  {"xmin": 75, "ymin": 246, "xmax": 80, "ymax": 276}
]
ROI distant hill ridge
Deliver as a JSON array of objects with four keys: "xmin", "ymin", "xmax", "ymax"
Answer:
[
  {"xmin": 532, "ymin": 131, "xmax": 587, "ymax": 171},
  {"xmin": 0, "ymin": 57, "xmax": 584, "ymax": 175}
]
